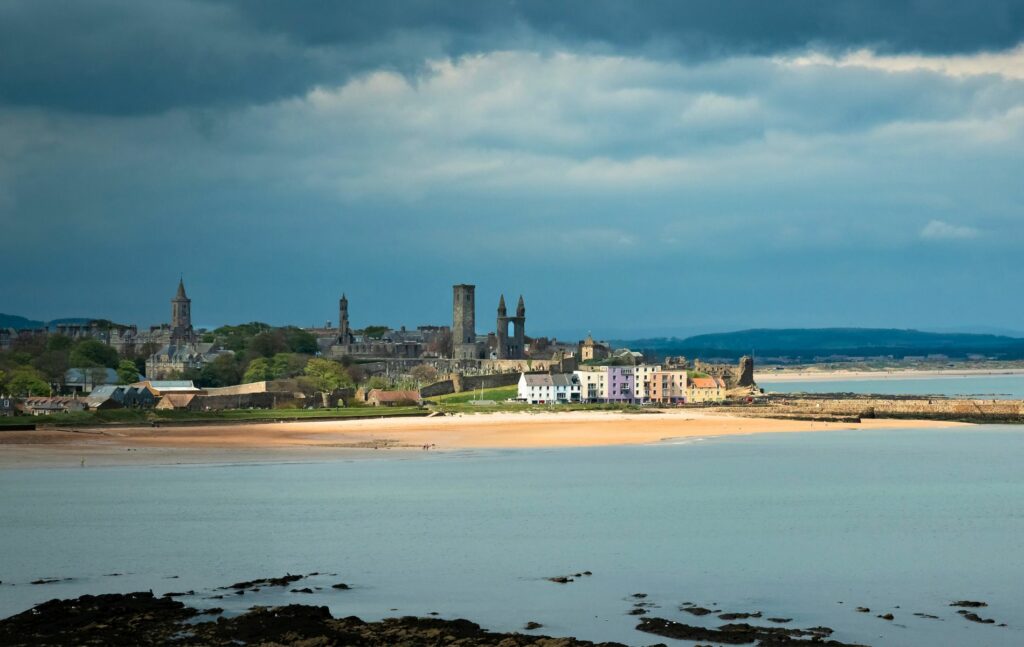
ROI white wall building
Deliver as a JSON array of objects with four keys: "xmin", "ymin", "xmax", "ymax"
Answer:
[{"xmin": 518, "ymin": 373, "xmax": 581, "ymax": 404}]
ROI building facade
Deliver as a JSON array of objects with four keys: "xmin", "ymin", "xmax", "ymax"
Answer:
[
  {"xmin": 518, "ymin": 373, "xmax": 580, "ymax": 404},
  {"xmin": 648, "ymin": 369, "xmax": 688, "ymax": 404}
]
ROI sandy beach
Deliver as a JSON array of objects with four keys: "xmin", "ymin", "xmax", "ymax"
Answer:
[
  {"xmin": 0, "ymin": 410, "xmax": 965, "ymax": 468},
  {"xmin": 755, "ymin": 367, "xmax": 1024, "ymax": 382}
]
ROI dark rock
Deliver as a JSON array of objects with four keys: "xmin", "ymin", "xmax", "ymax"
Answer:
[
  {"xmin": 331, "ymin": 583, "xmax": 351, "ymax": 590},
  {"xmin": 628, "ymin": 608, "xmax": 648, "ymax": 616},
  {"xmin": 718, "ymin": 611, "xmax": 762, "ymax": 620},
  {"xmin": 855, "ymin": 607, "xmax": 870, "ymax": 613},
  {"xmin": 582, "ymin": 571, "xmax": 593, "ymax": 576},
  {"xmin": 913, "ymin": 612, "xmax": 940, "ymax": 619},
  {"xmin": 636, "ymin": 617, "xmax": 865, "ymax": 646},
  {"xmin": 958, "ymin": 611, "xmax": 996, "ymax": 624},
  {"xmin": 632, "ymin": 593, "xmax": 648, "ymax": 599},
  {"xmin": 162, "ymin": 591, "xmax": 194, "ymax": 598},
  {"xmin": 877, "ymin": 613, "xmax": 894, "ymax": 620},
  {"xmin": 290, "ymin": 587, "xmax": 314, "ymax": 594},
  {"xmin": 0, "ymin": 592, "xmax": 634, "ymax": 647},
  {"xmin": 524, "ymin": 621, "xmax": 543, "ymax": 630},
  {"xmin": 950, "ymin": 600, "xmax": 987, "ymax": 608},
  {"xmin": 30, "ymin": 577, "xmax": 69, "ymax": 585},
  {"xmin": 103, "ymin": 573, "xmax": 123, "ymax": 577},
  {"xmin": 681, "ymin": 606, "xmax": 713, "ymax": 616},
  {"xmin": 767, "ymin": 617, "xmax": 792, "ymax": 623},
  {"xmin": 223, "ymin": 574, "xmax": 304, "ymax": 590},
  {"xmin": 548, "ymin": 576, "xmax": 574, "ymax": 584}
]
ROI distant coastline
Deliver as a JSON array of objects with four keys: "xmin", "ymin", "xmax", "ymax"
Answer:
[{"xmin": 756, "ymin": 367, "xmax": 1024, "ymax": 383}]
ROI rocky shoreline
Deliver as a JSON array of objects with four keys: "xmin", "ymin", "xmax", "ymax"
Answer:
[
  {"xmin": 0, "ymin": 576, "xmax": 1010, "ymax": 646},
  {"xmin": 0, "ymin": 592, "xmax": 633, "ymax": 647}
]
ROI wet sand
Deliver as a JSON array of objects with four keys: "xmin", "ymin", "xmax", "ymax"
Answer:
[{"xmin": 0, "ymin": 410, "xmax": 965, "ymax": 469}]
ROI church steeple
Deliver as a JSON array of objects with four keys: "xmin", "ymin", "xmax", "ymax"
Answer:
[
  {"xmin": 516, "ymin": 295, "xmax": 525, "ymax": 317},
  {"xmin": 497, "ymin": 294, "xmax": 507, "ymax": 316},
  {"xmin": 170, "ymin": 278, "xmax": 192, "ymax": 341}
]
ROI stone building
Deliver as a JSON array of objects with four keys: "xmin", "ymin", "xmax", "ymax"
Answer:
[
  {"xmin": 452, "ymin": 284, "xmax": 484, "ymax": 359},
  {"xmin": 337, "ymin": 293, "xmax": 354, "ymax": 345},
  {"xmin": 328, "ymin": 293, "xmax": 424, "ymax": 359},
  {"xmin": 496, "ymin": 295, "xmax": 526, "ymax": 360},
  {"xmin": 146, "ymin": 280, "xmax": 229, "ymax": 378},
  {"xmin": 580, "ymin": 334, "xmax": 610, "ymax": 362}
]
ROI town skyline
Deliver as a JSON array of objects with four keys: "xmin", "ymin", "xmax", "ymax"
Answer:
[{"xmin": 2, "ymin": 2, "xmax": 1022, "ymax": 336}]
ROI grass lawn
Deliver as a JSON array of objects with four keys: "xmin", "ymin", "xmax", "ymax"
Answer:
[{"xmin": 431, "ymin": 385, "xmax": 519, "ymax": 404}]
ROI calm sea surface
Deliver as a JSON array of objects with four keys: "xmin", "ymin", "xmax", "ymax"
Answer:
[
  {"xmin": 761, "ymin": 373, "xmax": 1024, "ymax": 399},
  {"xmin": 2, "ymin": 428, "xmax": 1023, "ymax": 646}
]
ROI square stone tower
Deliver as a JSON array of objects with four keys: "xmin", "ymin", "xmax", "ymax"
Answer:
[{"xmin": 452, "ymin": 284, "xmax": 481, "ymax": 359}]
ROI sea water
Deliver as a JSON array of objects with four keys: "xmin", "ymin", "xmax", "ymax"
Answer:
[
  {"xmin": 1, "ymin": 428, "xmax": 1023, "ymax": 646},
  {"xmin": 760, "ymin": 373, "xmax": 1024, "ymax": 399}
]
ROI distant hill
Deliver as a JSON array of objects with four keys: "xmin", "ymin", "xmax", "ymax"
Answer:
[
  {"xmin": 0, "ymin": 313, "xmax": 45, "ymax": 329},
  {"xmin": 0, "ymin": 314, "xmax": 94, "ymax": 330},
  {"xmin": 616, "ymin": 328, "xmax": 1024, "ymax": 361}
]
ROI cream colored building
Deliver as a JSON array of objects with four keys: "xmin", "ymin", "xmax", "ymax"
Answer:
[
  {"xmin": 633, "ymin": 364, "xmax": 661, "ymax": 402},
  {"xmin": 687, "ymin": 376, "xmax": 727, "ymax": 403}
]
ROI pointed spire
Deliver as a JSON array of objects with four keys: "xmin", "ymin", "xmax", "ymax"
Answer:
[
  {"xmin": 497, "ymin": 294, "xmax": 507, "ymax": 315},
  {"xmin": 516, "ymin": 295, "xmax": 525, "ymax": 316},
  {"xmin": 175, "ymin": 277, "xmax": 187, "ymax": 300}
]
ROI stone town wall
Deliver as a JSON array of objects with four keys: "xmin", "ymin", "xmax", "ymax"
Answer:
[
  {"xmin": 761, "ymin": 397, "xmax": 1024, "ymax": 419},
  {"xmin": 420, "ymin": 372, "xmax": 522, "ymax": 398},
  {"xmin": 203, "ymin": 380, "xmax": 301, "ymax": 396}
]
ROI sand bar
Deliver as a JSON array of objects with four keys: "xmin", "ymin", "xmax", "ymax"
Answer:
[{"xmin": 0, "ymin": 410, "xmax": 965, "ymax": 469}]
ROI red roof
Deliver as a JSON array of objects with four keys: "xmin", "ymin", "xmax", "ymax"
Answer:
[{"xmin": 690, "ymin": 377, "xmax": 723, "ymax": 389}]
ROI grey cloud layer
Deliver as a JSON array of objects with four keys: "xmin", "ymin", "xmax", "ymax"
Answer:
[{"xmin": 3, "ymin": 0, "xmax": 1023, "ymax": 114}]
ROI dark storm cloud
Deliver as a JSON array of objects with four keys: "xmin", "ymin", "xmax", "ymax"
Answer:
[{"xmin": 2, "ymin": 0, "xmax": 1022, "ymax": 115}]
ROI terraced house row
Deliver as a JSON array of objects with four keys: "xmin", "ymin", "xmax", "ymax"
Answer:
[{"xmin": 517, "ymin": 366, "xmax": 727, "ymax": 405}]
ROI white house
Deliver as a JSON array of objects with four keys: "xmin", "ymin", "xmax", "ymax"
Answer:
[{"xmin": 518, "ymin": 373, "xmax": 581, "ymax": 404}]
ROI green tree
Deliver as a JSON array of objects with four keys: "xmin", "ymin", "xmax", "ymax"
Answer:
[
  {"xmin": 32, "ymin": 349, "xmax": 70, "ymax": 384},
  {"xmin": 197, "ymin": 354, "xmax": 243, "ymax": 388},
  {"xmin": 242, "ymin": 358, "xmax": 275, "ymax": 383},
  {"xmin": 116, "ymin": 360, "xmax": 139, "ymax": 384},
  {"xmin": 282, "ymin": 327, "xmax": 318, "ymax": 354},
  {"xmin": 270, "ymin": 353, "xmax": 308, "ymax": 378},
  {"xmin": 7, "ymin": 367, "xmax": 51, "ymax": 396},
  {"xmin": 248, "ymin": 330, "xmax": 288, "ymax": 359},
  {"xmin": 69, "ymin": 339, "xmax": 119, "ymax": 369},
  {"xmin": 46, "ymin": 335, "xmax": 73, "ymax": 352},
  {"xmin": 304, "ymin": 358, "xmax": 352, "ymax": 392},
  {"xmin": 365, "ymin": 375, "xmax": 389, "ymax": 390},
  {"xmin": 359, "ymin": 325, "xmax": 389, "ymax": 339}
]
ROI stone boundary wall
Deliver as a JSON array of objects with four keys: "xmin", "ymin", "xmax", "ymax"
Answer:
[
  {"xmin": 191, "ymin": 392, "xmax": 302, "ymax": 411},
  {"xmin": 763, "ymin": 397, "xmax": 1024, "ymax": 418},
  {"xmin": 203, "ymin": 380, "xmax": 300, "ymax": 396},
  {"xmin": 420, "ymin": 372, "xmax": 522, "ymax": 398}
]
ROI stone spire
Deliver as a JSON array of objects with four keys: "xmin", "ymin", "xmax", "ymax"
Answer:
[
  {"xmin": 170, "ymin": 277, "xmax": 192, "ymax": 341},
  {"xmin": 516, "ymin": 295, "xmax": 525, "ymax": 317},
  {"xmin": 497, "ymin": 294, "xmax": 507, "ymax": 316}
]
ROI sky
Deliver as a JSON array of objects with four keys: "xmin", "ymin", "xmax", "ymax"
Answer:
[{"xmin": 2, "ymin": 1, "xmax": 1023, "ymax": 340}]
